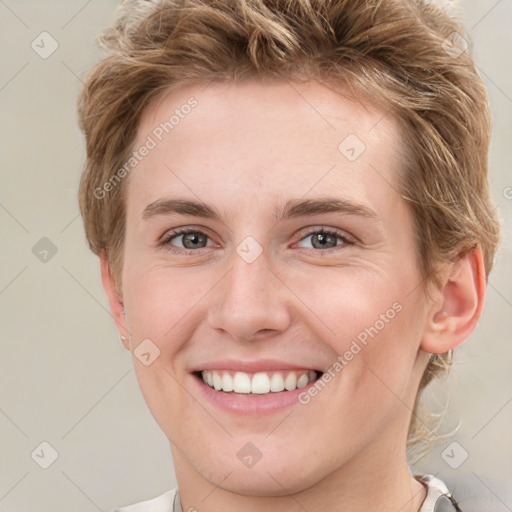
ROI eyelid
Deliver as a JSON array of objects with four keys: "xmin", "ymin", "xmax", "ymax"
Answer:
[{"xmin": 159, "ymin": 224, "xmax": 215, "ymax": 242}]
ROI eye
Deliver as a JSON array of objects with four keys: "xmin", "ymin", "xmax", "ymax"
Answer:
[
  {"xmin": 160, "ymin": 228, "xmax": 214, "ymax": 254},
  {"xmin": 159, "ymin": 226, "xmax": 354, "ymax": 255},
  {"xmin": 295, "ymin": 228, "xmax": 353, "ymax": 251}
]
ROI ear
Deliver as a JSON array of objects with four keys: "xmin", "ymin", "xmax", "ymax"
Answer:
[
  {"xmin": 421, "ymin": 246, "xmax": 487, "ymax": 354},
  {"xmin": 100, "ymin": 251, "xmax": 130, "ymax": 351}
]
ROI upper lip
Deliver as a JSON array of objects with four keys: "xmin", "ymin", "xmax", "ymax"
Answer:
[{"xmin": 192, "ymin": 359, "xmax": 323, "ymax": 373}]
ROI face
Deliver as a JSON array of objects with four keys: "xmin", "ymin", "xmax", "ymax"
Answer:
[{"xmin": 117, "ymin": 80, "xmax": 430, "ymax": 495}]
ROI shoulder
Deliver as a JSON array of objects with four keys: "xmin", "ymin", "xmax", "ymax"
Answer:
[
  {"xmin": 416, "ymin": 474, "xmax": 461, "ymax": 512},
  {"xmin": 109, "ymin": 488, "xmax": 178, "ymax": 512}
]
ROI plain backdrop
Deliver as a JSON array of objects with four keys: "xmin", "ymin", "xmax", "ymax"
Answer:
[{"xmin": 0, "ymin": 1, "xmax": 511, "ymax": 511}]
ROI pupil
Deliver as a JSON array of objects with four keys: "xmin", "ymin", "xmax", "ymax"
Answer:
[
  {"xmin": 184, "ymin": 233, "xmax": 204, "ymax": 248},
  {"xmin": 315, "ymin": 233, "xmax": 334, "ymax": 248}
]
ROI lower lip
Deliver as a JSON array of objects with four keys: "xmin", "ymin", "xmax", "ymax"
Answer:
[{"xmin": 191, "ymin": 372, "xmax": 321, "ymax": 416}]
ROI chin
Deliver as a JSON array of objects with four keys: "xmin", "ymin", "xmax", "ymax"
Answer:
[
  {"xmin": 193, "ymin": 449, "xmax": 326, "ymax": 497},
  {"xmin": 208, "ymin": 470, "xmax": 314, "ymax": 497}
]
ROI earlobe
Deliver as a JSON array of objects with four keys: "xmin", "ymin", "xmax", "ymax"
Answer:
[
  {"xmin": 99, "ymin": 251, "xmax": 130, "ymax": 350},
  {"xmin": 421, "ymin": 246, "xmax": 486, "ymax": 354}
]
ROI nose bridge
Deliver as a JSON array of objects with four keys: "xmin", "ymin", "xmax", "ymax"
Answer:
[
  {"xmin": 208, "ymin": 243, "xmax": 291, "ymax": 339},
  {"xmin": 230, "ymin": 246, "xmax": 271, "ymax": 300}
]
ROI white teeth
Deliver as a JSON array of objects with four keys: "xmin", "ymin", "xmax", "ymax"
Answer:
[
  {"xmin": 200, "ymin": 369, "xmax": 318, "ymax": 394},
  {"xmin": 222, "ymin": 372, "xmax": 234, "ymax": 392},
  {"xmin": 251, "ymin": 372, "xmax": 270, "ymax": 394},
  {"xmin": 296, "ymin": 374, "xmax": 309, "ymax": 388},
  {"xmin": 270, "ymin": 373, "xmax": 285, "ymax": 392},
  {"xmin": 212, "ymin": 371, "xmax": 222, "ymax": 390},
  {"xmin": 297, "ymin": 374, "xmax": 309, "ymax": 388},
  {"xmin": 233, "ymin": 372, "xmax": 251, "ymax": 393},
  {"xmin": 284, "ymin": 372, "xmax": 297, "ymax": 391}
]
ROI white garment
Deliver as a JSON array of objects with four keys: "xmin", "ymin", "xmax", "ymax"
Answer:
[
  {"xmin": 110, "ymin": 474, "xmax": 458, "ymax": 512},
  {"xmin": 109, "ymin": 489, "xmax": 177, "ymax": 512}
]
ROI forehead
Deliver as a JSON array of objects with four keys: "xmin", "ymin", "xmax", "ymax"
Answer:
[{"xmin": 128, "ymin": 79, "xmax": 403, "ymax": 216}]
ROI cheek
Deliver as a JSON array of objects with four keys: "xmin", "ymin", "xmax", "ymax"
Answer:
[
  {"xmin": 289, "ymin": 264, "xmax": 410, "ymax": 345},
  {"xmin": 288, "ymin": 264, "xmax": 423, "ymax": 401},
  {"xmin": 121, "ymin": 263, "xmax": 213, "ymax": 421},
  {"xmin": 122, "ymin": 261, "xmax": 200, "ymax": 339}
]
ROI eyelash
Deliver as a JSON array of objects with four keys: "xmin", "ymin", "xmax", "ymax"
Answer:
[{"xmin": 159, "ymin": 227, "xmax": 354, "ymax": 255}]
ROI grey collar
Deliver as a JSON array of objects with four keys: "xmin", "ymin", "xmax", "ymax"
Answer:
[{"xmin": 173, "ymin": 490, "xmax": 182, "ymax": 512}]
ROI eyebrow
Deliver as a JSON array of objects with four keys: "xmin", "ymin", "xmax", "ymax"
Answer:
[{"xmin": 141, "ymin": 197, "xmax": 378, "ymax": 223}]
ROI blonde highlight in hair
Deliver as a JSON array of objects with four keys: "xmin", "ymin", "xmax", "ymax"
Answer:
[{"xmin": 78, "ymin": 0, "xmax": 500, "ymax": 450}]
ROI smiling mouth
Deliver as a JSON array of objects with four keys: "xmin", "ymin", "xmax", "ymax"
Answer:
[{"xmin": 193, "ymin": 369, "xmax": 324, "ymax": 395}]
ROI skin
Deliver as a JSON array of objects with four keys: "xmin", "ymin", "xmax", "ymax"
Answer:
[{"xmin": 100, "ymin": 79, "xmax": 486, "ymax": 512}]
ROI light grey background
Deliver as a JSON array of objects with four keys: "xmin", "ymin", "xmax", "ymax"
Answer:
[{"xmin": 0, "ymin": 1, "xmax": 511, "ymax": 511}]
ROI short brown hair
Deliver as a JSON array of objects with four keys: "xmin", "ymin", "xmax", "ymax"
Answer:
[{"xmin": 77, "ymin": 0, "xmax": 500, "ymax": 448}]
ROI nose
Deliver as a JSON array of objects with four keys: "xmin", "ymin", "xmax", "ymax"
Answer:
[{"xmin": 207, "ymin": 248, "xmax": 292, "ymax": 342}]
